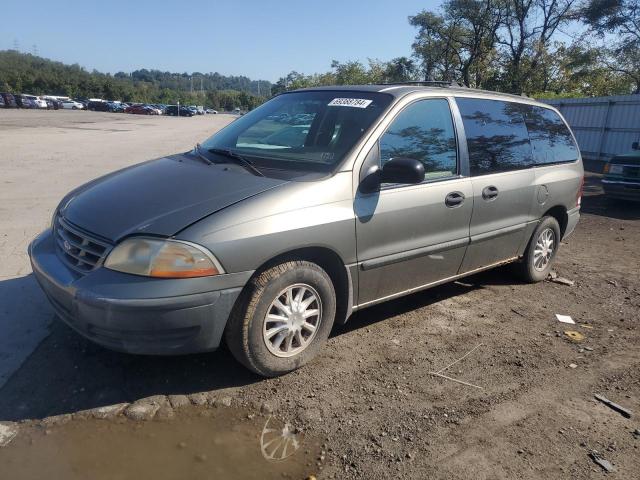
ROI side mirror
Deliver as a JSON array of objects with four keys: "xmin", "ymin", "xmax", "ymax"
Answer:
[
  {"xmin": 632, "ymin": 142, "xmax": 639, "ymax": 150},
  {"xmin": 381, "ymin": 157, "xmax": 425, "ymax": 184}
]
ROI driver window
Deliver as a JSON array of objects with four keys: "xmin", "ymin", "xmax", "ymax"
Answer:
[{"xmin": 379, "ymin": 98, "xmax": 458, "ymax": 180}]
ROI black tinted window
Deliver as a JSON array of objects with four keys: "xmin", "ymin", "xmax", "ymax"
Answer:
[
  {"xmin": 380, "ymin": 99, "xmax": 457, "ymax": 180},
  {"xmin": 457, "ymin": 98, "xmax": 533, "ymax": 175},
  {"xmin": 522, "ymin": 106, "xmax": 579, "ymax": 165}
]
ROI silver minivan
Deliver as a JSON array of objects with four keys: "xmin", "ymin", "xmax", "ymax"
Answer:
[{"xmin": 29, "ymin": 84, "xmax": 583, "ymax": 376}]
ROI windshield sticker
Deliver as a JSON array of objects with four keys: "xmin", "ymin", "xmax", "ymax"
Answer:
[{"xmin": 328, "ymin": 98, "xmax": 373, "ymax": 108}]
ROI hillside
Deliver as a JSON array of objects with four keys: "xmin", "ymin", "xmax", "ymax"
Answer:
[{"xmin": 0, "ymin": 50, "xmax": 270, "ymax": 110}]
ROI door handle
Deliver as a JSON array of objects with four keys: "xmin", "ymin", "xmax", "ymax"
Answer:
[
  {"xmin": 482, "ymin": 185, "xmax": 499, "ymax": 200},
  {"xmin": 445, "ymin": 191, "xmax": 465, "ymax": 208}
]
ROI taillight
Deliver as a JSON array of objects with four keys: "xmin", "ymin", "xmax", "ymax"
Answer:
[
  {"xmin": 603, "ymin": 163, "xmax": 610, "ymax": 174},
  {"xmin": 577, "ymin": 176, "xmax": 584, "ymax": 207}
]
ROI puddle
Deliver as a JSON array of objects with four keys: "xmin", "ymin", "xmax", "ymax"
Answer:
[{"xmin": 0, "ymin": 406, "xmax": 320, "ymax": 480}]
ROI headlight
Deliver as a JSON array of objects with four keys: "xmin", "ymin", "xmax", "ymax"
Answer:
[{"xmin": 104, "ymin": 238, "xmax": 224, "ymax": 278}]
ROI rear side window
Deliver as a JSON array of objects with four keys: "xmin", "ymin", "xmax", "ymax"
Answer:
[
  {"xmin": 457, "ymin": 98, "xmax": 533, "ymax": 176},
  {"xmin": 521, "ymin": 106, "xmax": 579, "ymax": 165},
  {"xmin": 379, "ymin": 98, "xmax": 458, "ymax": 180}
]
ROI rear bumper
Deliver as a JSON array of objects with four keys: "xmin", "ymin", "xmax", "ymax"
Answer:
[
  {"xmin": 564, "ymin": 206, "xmax": 580, "ymax": 239},
  {"xmin": 29, "ymin": 229, "xmax": 253, "ymax": 355},
  {"xmin": 602, "ymin": 179, "xmax": 640, "ymax": 201}
]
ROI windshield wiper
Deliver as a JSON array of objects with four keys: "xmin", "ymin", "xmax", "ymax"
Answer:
[
  {"xmin": 208, "ymin": 148, "xmax": 264, "ymax": 177},
  {"xmin": 192, "ymin": 143, "xmax": 213, "ymax": 165}
]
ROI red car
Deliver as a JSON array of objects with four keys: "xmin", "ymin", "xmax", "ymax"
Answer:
[{"xmin": 124, "ymin": 104, "xmax": 158, "ymax": 115}]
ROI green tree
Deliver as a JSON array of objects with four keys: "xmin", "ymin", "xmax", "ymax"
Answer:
[{"xmin": 581, "ymin": 0, "xmax": 640, "ymax": 93}]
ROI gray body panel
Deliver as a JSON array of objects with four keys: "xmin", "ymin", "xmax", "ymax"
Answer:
[
  {"xmin": 28, "ymin": 84, "xmax": 583, "ymax": 355},
  {"xmin": 355, "ymin": 178, "xmax": 473, "ymax": 305},
  {"xmin": 461, "ymin": 169, "xmax": 536, "ymax": 272}
]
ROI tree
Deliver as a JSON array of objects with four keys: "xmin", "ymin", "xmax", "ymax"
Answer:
[
  {"xmin": 410, "ymin": 0, "xmax": 502, "ymax": 87},
  {"xmin": 581, "ymin": 0, "xmax": 640, "ymax": 93},
  {"xmin": 383, "ymin": 57, "xmax": 418, "ymax": 82},
  {"xmin": 497, "ymin": 0, "xmax": 578, "ymax": 93}
]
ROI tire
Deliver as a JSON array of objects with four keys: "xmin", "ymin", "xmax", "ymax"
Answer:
[
  {"xmin": 515, "ymin": 216, "xmax": 561, "ymax": 283},
  {"xmin": 225, "ymin": 260, "xmax": 336, "ymax": 377}
]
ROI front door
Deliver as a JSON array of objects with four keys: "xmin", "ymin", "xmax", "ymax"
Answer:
[{"xmin": 354, "ymin": 98, "xmax": 473, "ymax": 306}]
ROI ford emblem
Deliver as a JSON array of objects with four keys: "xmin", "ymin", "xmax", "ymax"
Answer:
[{"xmin": 63, "ymin": 240, "xmax": 72, "ymax": 252}]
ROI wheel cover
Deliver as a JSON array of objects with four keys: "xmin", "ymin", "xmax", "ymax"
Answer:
[
  {"xmin": 533, "ymin": 227, "xmax": 555, "ymax": 271},
  {"xmin": 262, "ymin": 283, "xmax": 322, "ymax": 358}
]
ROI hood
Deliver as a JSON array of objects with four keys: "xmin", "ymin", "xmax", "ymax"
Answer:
[{"xmin": 61, "ymin": 154, "xmax": 288, "ymax": 241}]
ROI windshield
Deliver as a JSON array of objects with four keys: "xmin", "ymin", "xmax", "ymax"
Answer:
[{"xmin": 201, "ymin": 90, "xmax": 393, "ymax": 172}]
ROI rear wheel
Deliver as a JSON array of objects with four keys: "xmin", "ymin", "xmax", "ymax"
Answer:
[
  {"xmin": 225, "ymin": 261, "xmax": 336, "ymax": 377},
  {"xmin": 515, "ymin": 216, "xmax": 561, "ymax": 283}
]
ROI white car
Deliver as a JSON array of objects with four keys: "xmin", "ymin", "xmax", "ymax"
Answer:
[
  {"xmin": 205, "ymin": 109, "xmax": 218, "ymax": 114},
  {"xmin": 61, "ymin": 100, "xmax": 85, "ymax": 110},
  {"xmin": 23, "ymin": 95, "xmax": 48, "ymax": 109}
]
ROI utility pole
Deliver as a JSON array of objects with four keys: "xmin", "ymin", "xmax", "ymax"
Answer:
[{"xmin": 13, "ymin": 39, "xmax": 19, "ymax": 51}]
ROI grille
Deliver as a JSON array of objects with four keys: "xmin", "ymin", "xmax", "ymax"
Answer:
[
  {"xmin": 54, "ymin": 216, "xmax": 112, "ymax": 273},
  {"xmin": 623, "ymin": 165, "xmax": 639, "ymax": 178}
]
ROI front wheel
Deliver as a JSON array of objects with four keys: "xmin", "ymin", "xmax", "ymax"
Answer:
[
  {"xmin": 225, "ymin": 261, "xmax": 336, "ymax": 377},
  {"xmin": 515, "ymin": 216, "xmax": 561, "ymax": 283}
]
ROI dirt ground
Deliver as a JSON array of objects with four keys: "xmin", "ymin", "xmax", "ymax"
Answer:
[{"xmin": 0, "ymin": 110, "xmax": 639, "ymax": 479}]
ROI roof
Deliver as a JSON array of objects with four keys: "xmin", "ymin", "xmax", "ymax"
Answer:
[{"xmin": 291, "ymin": 84, "xmax": 547, "ymax": 105}]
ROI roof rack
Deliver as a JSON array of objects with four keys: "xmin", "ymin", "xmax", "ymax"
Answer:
[{"xmin": 377, "ymin": 81, "xmax": 466, "ymax": 88}]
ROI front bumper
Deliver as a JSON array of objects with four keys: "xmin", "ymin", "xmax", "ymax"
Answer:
[
  {"xmin": 602, "ymin": 179, "xmax": 640, "ymax": 201},
  {"xmin": 29, "ymin": 229, "xmax": 253, "ymax": 355}
]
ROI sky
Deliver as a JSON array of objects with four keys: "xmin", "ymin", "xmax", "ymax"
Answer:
[{"xmin": 2, "ymin": 0, "xmax": 438, "ymax": 82}]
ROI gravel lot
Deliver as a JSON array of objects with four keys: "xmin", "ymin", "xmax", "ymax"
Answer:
[
  {"xmin": 0, "ymin": 110, "xmax": 639, "ymax": 479},
  {"xmin": 0, "ymin": 110, "xmax": 234, "ymax": 387}
]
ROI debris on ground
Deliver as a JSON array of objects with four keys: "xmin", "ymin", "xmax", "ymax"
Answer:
[
  {"xmin": 564, "ymin": 331, "xmax": 585, "ymax": 342},
  {"xmin": 0, "ymin": 422, "xmax": 18, "ymax": 447},
  {"xmin": 548, "ymin": 276, "xmax": 575, "ymax": 287},
  {"xmin": 589, "ymin": 451, "xmax": 615, "ymax": 473},
  {"xmin": 555, "ymin": 314, "xmax": 575, "ymax": 324},
  {"xmin": 632, "ymin": 429, "xmax": 640, "ymax": 439},
  {"xmin": 428, "ymin": 343, "xmax": 484, "ymax": 390},
  {"xmin": 568, "ymin": 363, "xmax": 578, "ymax": 369},
  {"xmin": 594, "ymin": 394, "xmax": 633, "ymax": 419}
]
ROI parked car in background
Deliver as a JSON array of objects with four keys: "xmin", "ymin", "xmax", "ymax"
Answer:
[
  {"xmin": 146, "ymin": 105, "xmax": 163, "ymax": 115},
  {"xmin": 29, "ymin": 85, "xmax": 583, "ymax": 376},
  {"xmin": 15, "ymin": 95, "xmax": 37, "ymax": 108},
  {"xmin": 61, "ymin": 99, "xmax": 85, "ymax": 110},
  {"xmin": 107, "ymin": 102, "xmax": 125, "ymax": 113},
  {"xmin": 88, "ymin": 100, "xmax": 110, "ymax": 112},
  {"xmin": 0, "ymin": 95, "xmax": 5, "ymax": 108},
  {"xmin": 165, "ymin": 105, "xmax": 194, "ymax": 116},
  {"xmin": 602, "ymin": 143, "xmax": 640, "ymax": 201},
  {"xmin": 125, "ymin": 104, "xmax": 158, "ymax": 115},
  {"xmin": 73, "ymin": 98, "xmax": 89, "ymax": 109},
  {"xmin": 205, "ymin": 109, "xmax": 218, "ymax": 114},
  {"xmin": 21, "ymin": 95, "xmax": 48, "ymax": 109},
  {"xmin": 1, "ymin": 93, "xmax": 18, "ymax": 108}
]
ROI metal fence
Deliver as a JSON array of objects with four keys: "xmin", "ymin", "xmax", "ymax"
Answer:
[{"xmin": 542, "ymin": 94, "xmax": 640, "ymax": 172}]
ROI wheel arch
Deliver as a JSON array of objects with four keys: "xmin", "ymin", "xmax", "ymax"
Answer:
[
  {"xmin": 246, "ymin": 246, "xmax": 353, "ymax": 327},
  {"xmin": 542, "ymin": 205, "xmax": 568, "ymax": 237}
]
